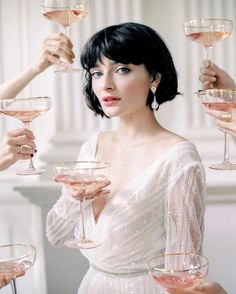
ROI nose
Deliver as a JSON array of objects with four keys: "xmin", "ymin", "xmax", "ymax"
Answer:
[{"xmin": 101, "ymin": 73, "xmax": 115, "ymax": 91}]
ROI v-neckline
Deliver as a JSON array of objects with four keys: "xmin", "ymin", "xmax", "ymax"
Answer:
[{"xmin": 90, "ymin": 133, "xmax": 192, "ymax": 227}]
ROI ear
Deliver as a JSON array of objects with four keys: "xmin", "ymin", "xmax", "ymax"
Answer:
[{"xmin": 151, "ymin": 73, "xmax": 161, "ymax": 88}]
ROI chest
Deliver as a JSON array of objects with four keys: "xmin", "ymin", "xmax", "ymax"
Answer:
[{"xmin": 93, "ymin": 148, "xmax": 159, "ymax": 222}]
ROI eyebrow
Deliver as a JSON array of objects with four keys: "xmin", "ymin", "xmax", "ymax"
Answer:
[{"xmin": 93, "ymin": 59, "xmax": 119, "ymax": 68}]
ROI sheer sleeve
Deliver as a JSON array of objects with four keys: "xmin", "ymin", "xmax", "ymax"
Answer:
[
  {"xmin": 46, "ymin": 134, "xmax": 98, "ymax": 247},
  {"xmin": 46, "ymin": 186, "xmax": 82, "ymax": 247},
  {"xmin": 165, "ymin": 162, "xmax": 206, "ymax": 255}
]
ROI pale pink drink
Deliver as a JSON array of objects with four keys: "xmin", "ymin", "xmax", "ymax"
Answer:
[
  {"xmin": 0, "ymin": 109, "xmax": 49, "ymax": 121},
  {"xmin": 43, "ymin": 9, "xmax": 88, "ymax": 26},
  {"xmin": 202, "ymin": 101, "xmax": 236, "ymax": 111},
  {"xmin": 147, "ymin": 253, "xmax": 209, "ymax": 291},
  {"xmin": 153, "ymin": 272, "xmax": 205, "ymax": 290},
  {"xmin": 184, "ymin": 19, "xmax": 233, "ymax": 60},
  {"xmin": 41, "ymin": 0, "xmax": 89, "ymax": 72},
  {"xmin": 0, "ymin": 97, "xmax": 52, "ymax": 175}
]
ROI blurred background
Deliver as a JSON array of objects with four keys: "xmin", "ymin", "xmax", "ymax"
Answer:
[{"xmin": 0, "ymin": 0, "xmax": 235, "ymax": 293}]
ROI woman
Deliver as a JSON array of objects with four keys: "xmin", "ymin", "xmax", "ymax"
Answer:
[
  {"xmin": 199, "ymin": 60, "xmax": 236, "ymax": 139},
  {"xmin": 46, "ymin": 22, "xmax": 206, "ymax": 294},
  {"xmin": 0, "ymin": 33, "xmax": 74, "ymax": 172}
]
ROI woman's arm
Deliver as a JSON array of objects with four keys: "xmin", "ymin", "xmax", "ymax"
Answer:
[
  {"xmin": 46, "ymin": 186, "xmax": 82, "ymax": 247},
  {"xmin": 46, "ymin": 180, "xmax": 110, "ymax": 247},
  {"xmin": 165, "ymin": 162, "xmax": 206, "ymax": 254},
  {"xmin": 0, "ymin": 33, "xmax": 74, "ymax": 100}
]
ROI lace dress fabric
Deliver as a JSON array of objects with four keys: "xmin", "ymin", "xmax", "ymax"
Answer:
[{"xmin": 46, "ymin": 132, "xmax": 206, "ymax": 294}]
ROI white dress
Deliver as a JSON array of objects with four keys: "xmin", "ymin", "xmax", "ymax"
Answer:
[{"xmin": 46, "ymin": 132, "xmax": 206, "ymax": 294}]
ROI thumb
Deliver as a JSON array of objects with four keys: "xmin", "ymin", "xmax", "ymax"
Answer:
[
  {"xmin": 209, "ymin": 61, "xmax": 224, "ymax": 75},
  {"xmin": 203, "ymin": 59, "xmax": 211, "ymax": 68}
]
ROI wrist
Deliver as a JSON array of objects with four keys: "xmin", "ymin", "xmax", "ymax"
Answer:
[{"xmin": 25, "ymin": 65, "xmax": 42, "ymax": 77}]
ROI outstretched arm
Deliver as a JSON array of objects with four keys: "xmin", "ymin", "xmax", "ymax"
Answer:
[{"xmin": 0, "ymin": 33, "xmax": 74, "ymax": 100}]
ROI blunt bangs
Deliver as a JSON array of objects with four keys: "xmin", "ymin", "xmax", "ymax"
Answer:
[{"xmin": 81, "ymin": 23, "xmax": 157, "ymax": 70}]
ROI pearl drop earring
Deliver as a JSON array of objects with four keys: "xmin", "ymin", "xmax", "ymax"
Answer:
[{"xmin": 150, "ymin": 86, "xmax": 159, "ymax": 110}]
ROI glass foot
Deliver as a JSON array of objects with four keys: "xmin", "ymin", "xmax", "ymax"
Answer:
[
  {"xmin": 64, "ymin": 239, "xmax": 100, "ymax": 249},
  {"xmin": 16, "ymin": 168, "xmax": 45, "ymax": 176},
  {"xmin": 54, "ymin": 66, "xmax": 82, "ymax": 73},
  {"xmin": 209, "ymin": 162, "xmax": 236, "ymax": 170}
]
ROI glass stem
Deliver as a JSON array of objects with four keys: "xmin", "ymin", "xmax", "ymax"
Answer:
[
  {"xmin": 63, "ymin": 26, "xmax": 70, "ymax": 38},
  {"xmin": 11, "ymin": 279, "xmax": 17, "ymax": 294},
  {"xmin": 223, "ymin": 132, "xmax": 230, "ymax": 163},
  {"xmin": 80, "ymin": 197, "xmax": 86, "ymax": 240},
  {"xmin": 24, "ymin": 121, "xmax": 35, "ymax": 171},
  {"xmin": 205, "ymin": 46, "xmax": 213, "ymax": 61}
]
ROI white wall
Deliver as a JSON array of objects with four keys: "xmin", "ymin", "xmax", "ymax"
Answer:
[{"xmin": 0, "ymin": 0, "xmax": 235, "ymax": 293}]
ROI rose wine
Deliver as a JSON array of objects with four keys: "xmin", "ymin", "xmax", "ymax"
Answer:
[
  {"xmin": 0, "ymin": 109, "xmax": 50, "ymax": 122},
  {"xmin": 153, "ymin": 272, "xmax": 204, "ymax": 289},
  {"xmin": 186, "ymin": 31, "xmax": 230, "ymax": 47},
  {"xmin": 43, "ymin": 9, "xmax": 88, "ymax": 27},
  {"xmin": 202, "ymin": 102, "xmax": 236, "ymax": 111},
  {"xmin": 0, "ymin": 260, "xmax": 33, "ymax": 275},
  {"xmin": 55, "ymin": 174, "xmax": 108, "ymax": 191}
]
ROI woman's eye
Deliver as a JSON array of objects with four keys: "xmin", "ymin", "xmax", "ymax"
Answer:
[
  {"xmin": 91, "ymin": 71, "xmax": 103, "ymax": 78},
  {"xmin": 117, "ymin": 67, "xmax": 131, "ymax": 74}
]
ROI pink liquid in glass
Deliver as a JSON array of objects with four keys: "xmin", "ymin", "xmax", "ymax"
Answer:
[
  {"xmin": 43, "ymin": 9, "xmax": 88, "ymax": 27},
  {"xmin": 0, "ymin": 260, "xmax": 33, "ymax": 276},
  {"xmin": 202, "ymin": 102, "xmax": 236, "ymax": 111},
  {"xmin": 0, "ymin": 109, "xmax": 49, "ymax": 122},
  {"xmin": 54, "ymin": 174, "xmax": 108, "ymax": 193},
  {"xmin": 153, "ymin": 272, "xmax": 204, "ymax": 289},
  {"xmin": 186, "ymin": 31, "xmax": 230, "ymax": 47}
]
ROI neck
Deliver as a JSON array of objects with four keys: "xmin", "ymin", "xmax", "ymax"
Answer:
[{"xmin": 115, "ymin": 108, "xmax": 162, "ymax": 143}]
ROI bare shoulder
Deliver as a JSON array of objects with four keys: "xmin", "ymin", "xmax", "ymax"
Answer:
[
  {"xmin": 154, "ymin": 129, "xmax": 188, "ymax": 150},
  {"xmin": 97, "ymin": 130, "xmax": 114, "ymax": 144}
]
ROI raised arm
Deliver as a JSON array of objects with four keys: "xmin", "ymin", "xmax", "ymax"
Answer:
[{"xmin": 0, "ymin": 33, "xmax": 74, "ymax": 100}]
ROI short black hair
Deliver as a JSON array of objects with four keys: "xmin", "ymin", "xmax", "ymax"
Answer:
[{"xmin": 80, "ymin": 22, "xmax": 179, "ymax": 117}]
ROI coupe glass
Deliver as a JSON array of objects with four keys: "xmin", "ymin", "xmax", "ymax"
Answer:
[
  {"xmin": 147, "ymin": 253, "xmax": 209, "ymax": 291},
  {"xmin": 0, "ymin": 244, "xmax": 36, "ymax": 294},
  {"xmin": 184, "ymin": 18, "xmax": 233, "ymax": 60},
  {"xmin": 0, "ymin": 97, "xmax": 52, "ymax": 175},
  {"xmin": 198, "ymin": 89, "xmax": 236, "ymax": 170},
  {"xmin": 53, "ymin": 161, "xmax": 110, "ymax": 249},
  {"xmin": 41, "ymin": 0, "xmax": 89, "ymax": 73}
]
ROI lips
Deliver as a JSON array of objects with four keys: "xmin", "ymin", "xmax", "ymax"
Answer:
[
  {"xmin": 102, "ymin": 96, "xmax": 121, "ymax": 102},
  {"xmin": 102, "ymin": 96, "xmax": 121, "ymax": 106}
]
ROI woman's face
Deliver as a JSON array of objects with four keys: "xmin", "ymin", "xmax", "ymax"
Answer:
[{"xmin": 90, "ymin": 56, "xmax": 152, "ymax": 118}]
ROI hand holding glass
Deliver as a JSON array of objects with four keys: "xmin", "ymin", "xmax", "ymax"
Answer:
[
  {"xmin": 41, "ymin": 0, "xmax": 89, "ymax": 72},
  {"xmin": 0, "ymin": 97, "xmax": 52, "ymax": 175},
  {"xmin": 0, "ymin": 244, "xmax": 36, "ymax": 294},
  {"xmin": 184, "ymin": 19, "xmax": 233, "ymax": 60},
  {"xmin": 198, "ymin": 89, "xmax": 236, "ymax": 170},
  {"xmin": 53, "ymin": 161, "xmax": 110, "ymax": 249},
  {"xmin": 147, "ymin": 253, "xmax": 209, "ymax": 291}
]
